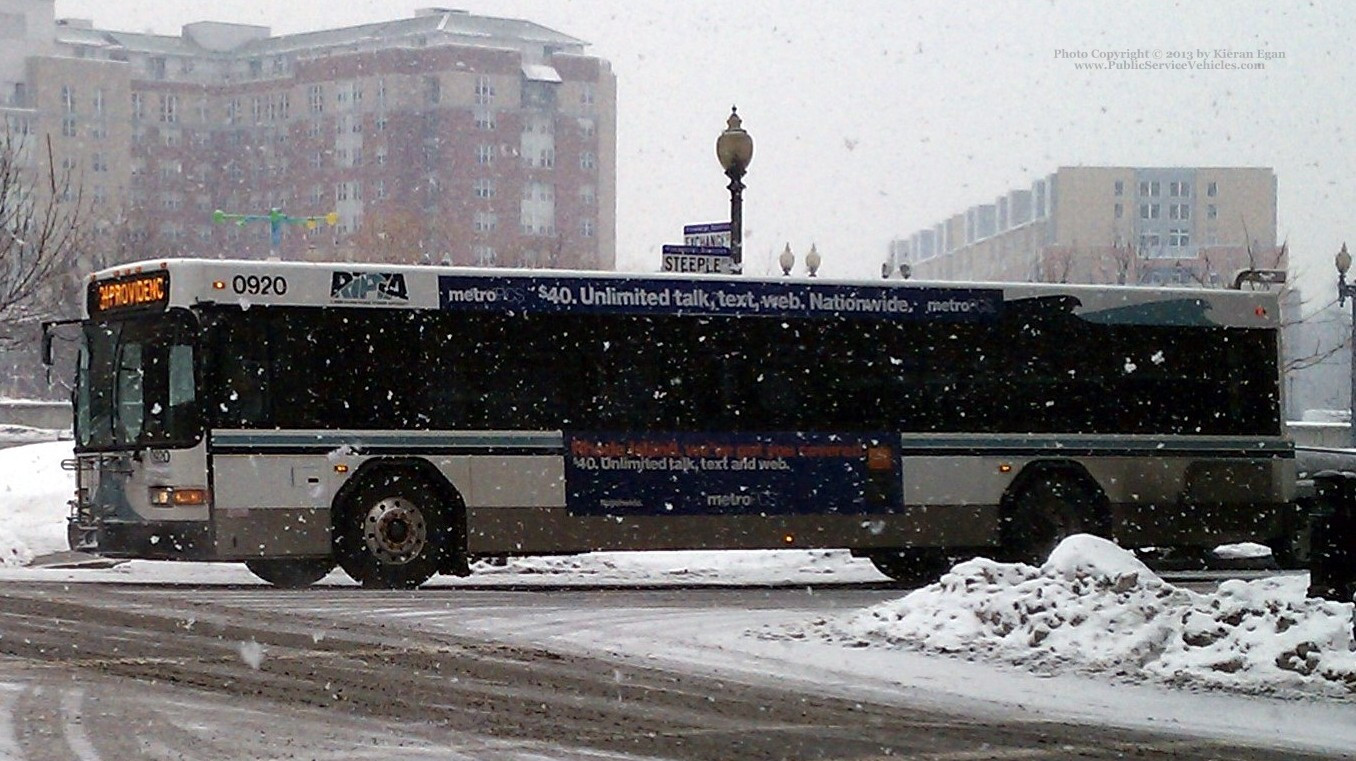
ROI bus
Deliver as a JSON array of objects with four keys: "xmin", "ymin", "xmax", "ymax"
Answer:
[{"xmin": 47, "ymin": 258, "xmax": 1294, "ymax": 588}]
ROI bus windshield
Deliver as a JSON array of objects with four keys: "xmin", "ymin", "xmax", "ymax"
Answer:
[{"xmin": 76, "ymin": 310, "xmax": 200, "ymax": 450}]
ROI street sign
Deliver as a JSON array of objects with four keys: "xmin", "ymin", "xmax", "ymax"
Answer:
[
  {"xmin": 661, "ymin": 244, "xmax": 733, "ymax": 274},
  {"xmin": 683, "ymin": 222, "xmax": 732, "ymax": 249}
]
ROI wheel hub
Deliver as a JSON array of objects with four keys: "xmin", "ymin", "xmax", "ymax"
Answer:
[{"xmin": 363, "ymin": 497, "xmax": 428, "ymax": 565}]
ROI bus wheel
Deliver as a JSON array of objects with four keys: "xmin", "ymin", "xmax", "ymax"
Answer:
[
  {"xmin": 868, "ymin": 549, "xmax": 950, "ymax": 587},
  {"xmin": 335, "ymin": 470, "xmax": 446, "ymax": 589},
  {"xmin": 245, "ymin": 558, "xmax": 335, "ymax": 589},
  {"xmin": 1005, "ymin": 475, "xmax": 1105, "ymax": 565}
]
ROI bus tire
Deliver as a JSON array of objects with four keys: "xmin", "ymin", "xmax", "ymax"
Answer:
[
  {"xmin": 334, "ymin": 469, "xmax": 448, "ymax": 589},
  {"xmin": 245, "ymin": 558, "xmax": 335, "ymax": 589},
  {"xmin": 1003, "ymin": 472, "xmax": 1107, "ymax": 565},
  {"xmin": 868, "ymin": 549, "xmax": 950, "ymax": 587}
]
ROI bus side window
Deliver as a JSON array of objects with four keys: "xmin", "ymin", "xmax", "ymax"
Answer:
[{"xmin": 211, "ymin": 314, "xmax": 271, "ymax": 427}]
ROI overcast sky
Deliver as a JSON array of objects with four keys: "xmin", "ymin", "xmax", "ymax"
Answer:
[{"xmin": 54, "ymin": 0, "xmax": 1356, "ymax": 305}]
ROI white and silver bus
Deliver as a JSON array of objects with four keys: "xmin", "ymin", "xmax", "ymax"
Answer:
[{"xmin": 48, "ymin": 258, "xmax": 1294, "ymax": 588}]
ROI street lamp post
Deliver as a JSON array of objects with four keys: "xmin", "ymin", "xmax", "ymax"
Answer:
[
  {"xmin": 716, "ymin": 107, "xmax": 753, "ymax": 274},
  {"xmin": 1337, "ymin": 243, "xmax": 1356, "ymax": 446}
]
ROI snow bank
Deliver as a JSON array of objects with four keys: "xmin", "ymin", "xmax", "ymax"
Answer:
[
  {"xmin": 0, "ymin": 441, "xmax": 75, "ymax": 566},
  {"xmin": 778, "ymin": 535, "xmax": 1356, "ymax": 697},
  {"xmin": 473, "ymin": 548, "xmax": 865, "ymax": 581}
]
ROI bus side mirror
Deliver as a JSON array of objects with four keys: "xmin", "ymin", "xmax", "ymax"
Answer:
[{"xmin": 41, "ymin": 323, "xmax": 54, "ymax": 366}]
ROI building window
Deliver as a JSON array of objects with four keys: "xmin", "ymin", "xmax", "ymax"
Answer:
[
  {"xmin": 131, "ymin": 92, "xmax": 144, "ymax": 120},
  {"xmin": 1113, "ymin": 180, "xmax": 1123, "ymax": 196},
  {"xmin": 60, "ymin": 117, "xmax": 77, "ymax": 137},
  {"xmin": 92, "ymin": 153, "xmax": 109, "ymax": 174},
  {"xmin": 1114, "ymin": 203, "xmax": 1123, "ymax": 219},
  {"xmin": 160, "ymin": 94, "xmax": 178, "ymax": 123},
  {"xmin": 425, "ymin": 76, "xmax": 441, "ymax": 105},
  {"xmin": 1170, "ymin": 181, "xmax": 1191, "ymax": 197},
  {"xmin": 474, "ymin": 211, "xmax": 497, "ymax": 233},
  {"xmin": 580, "ymin": 151, "xmax": 596, "ymax": 170},
  {"xmin": 1169, "ymin": 229, "xmax": 1190, "ymax": 247},
  {"xmin": 1207, "ymin": 204, "xmax": 1217, "ymax": 220},
  {"xmin": 474, "ymin": 178, "xmax": 496, "ymax": 199},
  {"xmin": 1139, "ymin": 203, "xmax": 1160, "ymax": 219},
  {"xmin": 474, "ymin": 76, "xmax": 495, "ymax": 105},
  {"xmin": 376, "ymin": 114, "xmax": 388, "ymax": 132},
  {"xmin": 309, "ymin": 151, "xmax": 323, "ymax": 169},
  {"xmin": 474, "ymin": 109, "xmax": 495, "ymax": 130},
  {"xmin": 579, "ymin": 184, "xmax": 596, "ymax": 206},
  {"xmin": 581, "ymin": 218, "xmax": 595, "ymax": 237},
  {"xmin": 1169, "ymin": 203, "xmax": 1190, "ymax": 221},
  {"xmin": 473, "ymin": 245, "xmax": 497, "ymax": 266},
  {"xmin": 309, "ymin": 85, "xmax": 324, "ymax": 113},
  {"xmin": 580, "ymin": 83, "xmax": 595, "ymax": 107},
  {"xmin": 93, "ymin": 88, "xmax": 104, "ymax": 116},
  {"xmin": 537, "ymin": 148, "xmax": 555, "ymax": 168},
  {"xmin": 526, "ymin": 182, "xmax": 555, "ymax": 202},
  {"xmin": 150, "ymin": 57, "xmax": 166, "ymax": 80},
  {"xmin": 476, "ymin": 144, "xmax": 494, "ymax": 165},
  {"xmin": 1207, "ymin": 181, "xmax": 1218, "ymax": 197},
  {"xmin": 374, "ymin": 180, "xmax": 386, "ymax": 200}
]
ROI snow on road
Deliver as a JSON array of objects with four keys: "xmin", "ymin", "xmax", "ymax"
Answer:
[{"xmin": 3, "ymin": 441, "xmax": 1356, "ymax": 754}]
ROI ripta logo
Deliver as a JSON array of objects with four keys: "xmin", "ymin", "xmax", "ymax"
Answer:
[{"xmin": 330, "ymin": 272, "xmax": 410, "ymax": 302}]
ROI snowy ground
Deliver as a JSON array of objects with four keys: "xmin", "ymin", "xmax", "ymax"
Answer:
[{"xmin": 3, "ymin": 441, "xmax": 1356, "ymax": 754}]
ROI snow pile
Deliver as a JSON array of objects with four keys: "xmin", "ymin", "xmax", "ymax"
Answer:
[
  {"xmin": 0, "ymin": 440, "xmax": 75, "ymax": 566},
  {"xmin": 780, "ymin": 535, "xmax": 1356, "ymax": 696}
]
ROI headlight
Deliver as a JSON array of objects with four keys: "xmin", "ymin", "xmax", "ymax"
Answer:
[{"xmin": 148, "ymin": 486, "xmax": 210, "ymax": 507}]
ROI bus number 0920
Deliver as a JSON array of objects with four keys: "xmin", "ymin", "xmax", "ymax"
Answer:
[{"xmin": 231, "ymin": 275, "xmax": 288, "ymax": 296}]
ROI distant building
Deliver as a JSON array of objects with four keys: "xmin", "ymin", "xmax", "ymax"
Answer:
[
  {"xmin": 887, "ymin": 167, "xmax": 1282, "ymax": 286},
  {"xmin": 0, "ymin": 2, "xmax": 616, "ymax": 269}
]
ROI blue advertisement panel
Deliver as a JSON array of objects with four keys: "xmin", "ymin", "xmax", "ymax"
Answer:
[
  {"xmin": 564, "ymin": 433, "xmax": 900, "ymax": 516},
  {"xmin": 438, "ymin": 274, "xmax": 1001, "ymax": 322}
]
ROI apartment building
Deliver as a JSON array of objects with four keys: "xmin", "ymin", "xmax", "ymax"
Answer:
[
  {"xmin": 0, "ymin": 2, "xmax": 616, "ymax": 269},
  {"xmin": 888, "ymin": 167, "xmax": 1281, "ymax": 286}
]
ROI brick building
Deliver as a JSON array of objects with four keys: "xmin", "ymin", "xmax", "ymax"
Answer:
[{"xmin": 0, "ymin": 2, "xmax": 616, "ymax": 269}]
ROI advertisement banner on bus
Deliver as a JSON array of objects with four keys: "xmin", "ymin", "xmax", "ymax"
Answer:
[
  {"xmin": 438, "ymin": 275, "xmax": 1001, "ymax": 321},
  {"xmin": 563, "ymin": 433, "xmax": 900, "ymax": 516}
]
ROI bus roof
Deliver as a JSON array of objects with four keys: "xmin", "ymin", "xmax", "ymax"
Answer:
[{"xmin": 85, "ymin": 258, "xmax": 1282, "ymax": 328}]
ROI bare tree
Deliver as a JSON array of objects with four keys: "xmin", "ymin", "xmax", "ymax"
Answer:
[{"xmin": 0, "ymin": 127, "xmax": 85, "ymax": 347}]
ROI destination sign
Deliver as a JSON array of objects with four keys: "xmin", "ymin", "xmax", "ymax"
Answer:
[
  {"xmin": 438, "ymin": 274, "xmax": 1002, "ymax": 322},
  {"xmin": 88, "ymin": 271, "xmax": 170, "ymax": 315}
]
